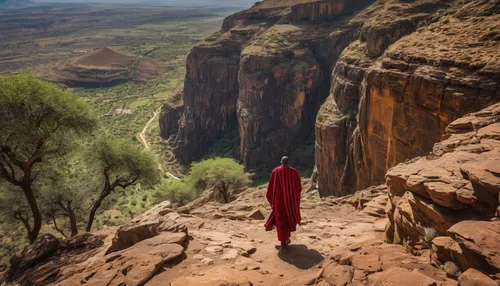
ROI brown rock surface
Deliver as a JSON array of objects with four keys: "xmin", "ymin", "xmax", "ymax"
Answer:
[
  {"xmin": 174, "ymin": 0, "xmax": 375, "ymax": 167},
  {"xmin": 447, "ymin": 221, "xmax": 500, "ymax": 275},
  {"xmin": 317, "ymin": 240, "xmax": 454, "ymax": 286},
  {"xmin": 110, "ymin": 210, "xmax": 187, "ymax": 252},
  {"xmin": 159, "ymin": 86, "xmax": 184, "ymax": 139},
  {"xmin": 385, "ymin": 103, "xmax": 500, "ymax": 248},
  {"xmin": 1, "ymin": 182, "xmax": 458, "ymax": 286},
  {"xmin": 2, "ymin": 233, "xmax": 59, "ymax": 282},
  {"xmin": 458, "ymin": 268, "xmax": 498, "ymax": 286},
  {"xmin": 315, "ymin": 0, "xmax": 500, "ymax": 196}
]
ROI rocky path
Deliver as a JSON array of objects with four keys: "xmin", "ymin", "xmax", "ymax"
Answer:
[
  {"xmin": 2, "ymin": 184, "xmax": 460, "ymax": 286},
  {"xmin": 144, "ymin": 186, "xmax": 389, "ymax": 285}
]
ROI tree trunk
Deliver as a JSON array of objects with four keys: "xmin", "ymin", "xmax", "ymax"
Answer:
[
  {"xmin": 65, "ymin": 202, "xmax": 78, "ymax": 237},
  {"xmin": 52, "ymin": 215, "xmax": 68, "ymax": 238},
  {"xmin": 22, "ymin": 184, "xmax": 42, "ymax": 243},
  {"xmin": 86, "ymin": 191, "xmax": 107, "ymax": 232}
]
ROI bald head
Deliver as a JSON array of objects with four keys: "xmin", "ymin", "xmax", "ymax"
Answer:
[{"xmin": 281, "ymin": 156, "xmax": 289, "ymax": 166}]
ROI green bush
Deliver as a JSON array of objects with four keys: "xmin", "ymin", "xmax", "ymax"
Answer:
[
  {"xmin": 188, "ymin": 157, "xmax": 251, "ymax": 203},
  {"xmin": 155, "ymin": 158, "xmax": 252, "ymax": 204},
  {"xmin": 154, "ymin": 179, "xmax": 195, "ymax": 205}
]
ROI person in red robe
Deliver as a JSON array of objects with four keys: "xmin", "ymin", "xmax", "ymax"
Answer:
[{"xmin": 265, "ymin": 156, "xmax": 302, "ymax": 255}]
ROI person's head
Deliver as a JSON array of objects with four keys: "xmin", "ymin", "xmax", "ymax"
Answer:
[{"xmin": 281, "ymin": 156, "xmax": 289, "ymax": 167}]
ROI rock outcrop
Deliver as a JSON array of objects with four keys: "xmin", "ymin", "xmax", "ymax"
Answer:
[
  {"xmin": 45, "ymin": 47, "xmax": 171, "ymax": 87},
  {"xmin": 315, "ymin": 0, "xmax": 500, "ymax": 196},
  {"xmin": 384, "ymin": 102, "xmax": 500, "ymax": 280},
  {"xmin": 317, "ymin": 240, "xmax": 455, "ymax": 286},
  {"xmin": 0, "ymin": 202, "xmax": 189, "ymax": 286},
  {"xmin": 159, "ymin": 86, "xmax": 184, "ymax": 139}
]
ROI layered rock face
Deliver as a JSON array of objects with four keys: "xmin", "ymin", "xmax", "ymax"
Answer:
[
  {"xmin": 316, "ymin": 0, "xmax": 500, "ymax": 196},
  {"xmin": 174, "ymin": 25, "xmax": 251, "ymax": 163},
  {"xmin": 159, "ymin": 87, "xmax": 184, "ymax": 139},
  {"xmin": 385, "ymin": 103, "xmax": 500, "ymax": 279},
  {"xmin": 173, "ymin": 0, "xmax": 375, "ymax": 167}
]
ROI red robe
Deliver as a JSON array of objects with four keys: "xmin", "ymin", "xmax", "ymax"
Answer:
[{"xmin": 265, "ymin": 166, "xmax": 302, "ymax": 242}]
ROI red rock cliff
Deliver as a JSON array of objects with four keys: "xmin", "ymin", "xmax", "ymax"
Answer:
[
  {"xmin": 315, "ymin": 0, "xmax": 500, "ymax": 196},
  {"xmin": 174, "ymin": 0, "xmax": 375, "ymax": 167}
]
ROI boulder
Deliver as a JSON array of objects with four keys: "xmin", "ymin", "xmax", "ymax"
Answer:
[
  {"xmin": 322, "ymin": 263, "xmax": 354, "ymax": 285},
  {"xmin": 53, "ymin": 232, "xmax": 185, "ymax": 286},
  {"xmin": 110, "ymin": 211, "xmax": 186, "ymax": 252},
  {"xmin": 3, "ymin": 233, "xmax": 59, "ymax": 282},
  {"xmin": 431, "ymin": 236, "xmax": 469, "ymax": 270},
  {"xmin": 247, "ymin": 209, "xmax": 265, "ymax": 220},
  {"xmin": 458, "ymin": 269, "xmax": 498, "ymax": 286},
  {"xmin": 447, "ymin": 220, "xmax": 500, "ymax": 274}
]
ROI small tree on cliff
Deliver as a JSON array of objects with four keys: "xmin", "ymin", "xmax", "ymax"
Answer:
[
  {"xmin": 86, "ymin": 139, "xmax": 160, "ymax": 232},
  {"xmin": 188, "ymin": 157, "xmax": 251, "ymax": 203},
  {"xmin": 39, "ymin": 158, "xmax": 89, "ymax": 238},
  {"xmin": 0, "ymin": 74, "xmax": 97, "ymax": 243}
]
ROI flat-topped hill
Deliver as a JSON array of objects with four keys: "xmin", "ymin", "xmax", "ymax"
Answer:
[{"xmin": 45, "ymin": 47, "xmax": 171, "ymax": 87}]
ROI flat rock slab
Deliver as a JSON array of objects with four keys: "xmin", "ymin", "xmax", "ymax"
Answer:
[
  {"xmin": 171, "ymin": 276, "xmax": 252, "ymax": 286},
  {"xmin": 368, "ymin": 267, "xmax": 440, "ymax": 286}
]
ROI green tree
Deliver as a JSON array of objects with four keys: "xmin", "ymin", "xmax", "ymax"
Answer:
[
  {"xmin": 188, "ymin": 158, "xmax": 251, "ymax": 203},
  {"xmin": 38, "ymin": 157, "xmax": 89, "ymax": 238},
  {"xmin": 0, "ymin": 74, "xmax": 97, "ymax": 242},
  {"xmin": 86, "ymin": 139, "xmax": 160, "ymax": 232}
]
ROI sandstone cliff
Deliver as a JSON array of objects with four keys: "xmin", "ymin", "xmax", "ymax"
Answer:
[
  {"xmin": 169, "ymin": 0, "xmax": 500, "ymax": 192},
  {"xmin": 159, "ymin": 86, "xmax": 184, "ymax": 139},
  {"xmin": 384, "ymin": 102, "xmax": 500, "ymax": 278},
  {"xmin": 315, "ymin": 0, "xmax": 500, "ymax": 196},
  {"xmin": 173, "ymin": 0, "xmax": 376, "ymax": 167}
]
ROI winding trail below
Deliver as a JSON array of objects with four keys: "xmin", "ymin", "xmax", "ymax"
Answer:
[{"xmin": 138, "ymin": 105, "xmax": 181, "ymax": 181}]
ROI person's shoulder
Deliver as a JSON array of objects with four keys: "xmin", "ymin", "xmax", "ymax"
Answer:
[
  {"xmin": 290, "ymin": 167, "xmax": 300, "ymax": 175},
  {"xmin": 272, "ymin": 166, "xmax": 282, "ymax": 173}
]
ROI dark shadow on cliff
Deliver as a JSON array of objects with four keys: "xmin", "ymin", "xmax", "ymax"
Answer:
[{"xmin": 277, "ymin": 244, "xmax": 324, "ymax": 270}]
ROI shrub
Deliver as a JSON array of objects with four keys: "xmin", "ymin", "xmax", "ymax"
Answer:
[
  {"xmin": 188, "ymin": 157, "xmax": 251, "ymax": 203},
  {"xmin": 154, "ymin": 179, "xmax": 195, "ymax": 205}
]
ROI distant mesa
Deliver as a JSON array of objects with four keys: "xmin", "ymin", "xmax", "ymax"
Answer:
[{"xmin": 45, "ymin": 47, "xmax": 171, "ymax": 88}]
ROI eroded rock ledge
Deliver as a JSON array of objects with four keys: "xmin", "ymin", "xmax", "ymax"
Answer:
[
  {"xmin": 385, "ymin": 102, "xmax": 500, "ymax": 280},
  {"xmin": 315, "ymin": 0, "xmax": 500, "ymax": 196}
]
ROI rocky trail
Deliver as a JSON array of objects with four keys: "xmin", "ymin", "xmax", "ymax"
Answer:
[
  {"xmin": 146, "ymin": 185, "xmax": 389, "ymax": 286},
  {"xmin": 0, "ymin": 182, "xmax": 394, "ymax": 286}
]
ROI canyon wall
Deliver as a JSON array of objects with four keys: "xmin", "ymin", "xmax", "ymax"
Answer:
[
  {"xmin": 316, "ymin": 0, "xmax": 500, "ymax": 196},
  {"xmin": 159, "ymin": 87, "xmax": 184, "ymax": 139},
  {"xmin": 172, "ymin": 0, "xmax": 375, "ymax": 168},
  {"xmin": 165, "ymin": 0, "xmax": 499, "ymax": 196}
]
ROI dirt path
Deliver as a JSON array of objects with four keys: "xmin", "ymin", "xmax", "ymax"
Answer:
[
  {"xmin": 137, "ymin": 105, "xmax": 181, "ymax": 181},
  {"xmin": 146, "ymin": 187, "xmax": 388, "ymax": 286},
  {"xmin": 138, "ymin": 106, "xmax": 162, "ymax": 150}
]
